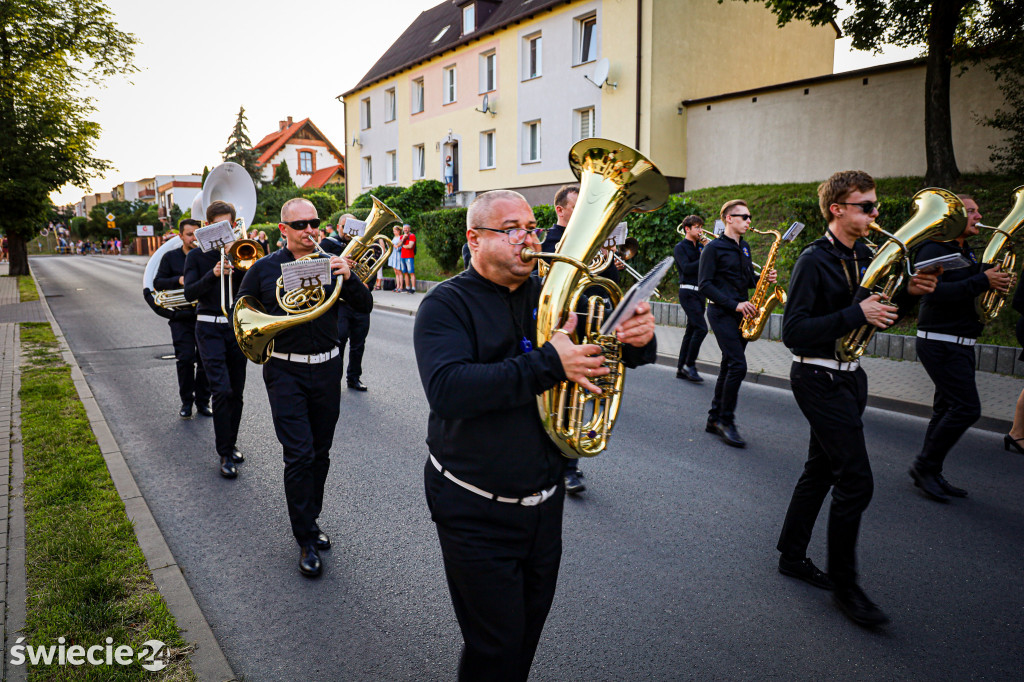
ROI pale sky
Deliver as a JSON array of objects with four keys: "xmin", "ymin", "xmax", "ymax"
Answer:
[{"xmin": 49, "ymin": 0, "xmax": 919, "ymax": 206}]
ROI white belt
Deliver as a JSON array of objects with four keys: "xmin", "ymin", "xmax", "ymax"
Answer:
[
  {"xmin": 679, "ymin": 284, "xmax": 699, "ymax": 291},
  {"xmin": 270, "ymin": 348, "xmax": 340, "ymax": 364},
  {"xmin": 196, "ymin": 314, "xmax": 229, "ymax": 324},
  {"xmin": 917, "ymin": 331, "xmax": 976, "ymax": 347},
  {"xmin": 793, "ymin": 355, "xmax": 861, "ymax": 372},
  {"xmin": 429, "ymin": 454, "xmax": 558, "ymax": 507}
]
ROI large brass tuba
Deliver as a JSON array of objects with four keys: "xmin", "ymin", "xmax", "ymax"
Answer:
[
  {"xmin": 521, "ymin": 139, "xmax": 668, "ymax": 458},
  {"xmin": 341, "ymin": 197, "xmax": 402, "ymax": 285},
  {"xmin": 836, "ymin": 188, "xmax": 966, "ymax": 362},
  {"xmin": 976, "ymin": 186, "xmax": 1024, "ymax": 323}
]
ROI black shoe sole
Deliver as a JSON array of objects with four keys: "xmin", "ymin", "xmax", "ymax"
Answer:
[
  {"xmin": 779, "ymin": 564, "xmax": 834, "ymax": 591},
  {"xmin": 833, "ymin": 594, "xmax": 890, "ymax": 627},
  {"xmin": 299, "ymin": 565, "xmax": 322, "ymax": 578},
  {"xmin": 909, "ymin": 468, "xmax": 948, "ymax": 502},
  {"xmin": 219, "ymin": 469, "xmax": 237, "ymax": 479},
  {"xmin": 720, "ymin": 435, "xmax": 746, "ymax": 448}
]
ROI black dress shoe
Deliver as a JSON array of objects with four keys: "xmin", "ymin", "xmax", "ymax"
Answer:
[
  {"xmin": 683, "ymin": 366, "xmax": 704, "ymax": 383},
  {"xmin": 909, "ymin": 466, "xmax": 948, "ymax": 502},
  {"xmin": 564, "ymin": 470, "xmax": 586, "ymax": 495},
  {"xmin": 935, "ymin": 473, "xmax": 968, "ymax": 498},
  {"xmin": 231, "ymin": 447, "xmax": 245, "ymax": 464},
  {"xmin": 705, "ymin": 419, "xmax": 722, "ymax": 435},
  {"xmin": 299, "ymin": 544, "xmax": 322, "ymax": 578},
  {"xmin": 311, "ymin": 526, "xmax": 332, "ymax": 550},
  {"xmin": 779, "ymin": 555, "xmax": 834, "ymax": 590},
  {"xmin": 196, "ymin": 403, "xmax": 213, "ymax": 417},
  {"xmin": 719, "ymin": 423, "xmax": 746, "ymax": 448},
  {"xmin": 1004, "ymin": 434, "xmax": 1024, "ymax": 454},
  {"xmin": 179, "ymin": 404, "xmax": 193, "ymax": 420},
  {"xmin": 833, "ymin": 583, "xmax": 889, "ymax": 627},
  {"xmin": 219, "ymin": 456, "xmax": 237, "ymax": 479},
  {"xmin": 347, "ymin": 380, "xmax": 368, "ymax": 391}
]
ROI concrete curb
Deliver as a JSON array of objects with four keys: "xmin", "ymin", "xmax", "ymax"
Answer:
[
  {"xmin": 30, "ymin": 274, "xmax": 236, "ymax": 681},
  {"xmin": 3, "ymin": 324, "xmax": 28, "ymax": 682}
]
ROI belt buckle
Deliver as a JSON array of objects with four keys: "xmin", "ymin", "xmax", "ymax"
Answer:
[{"xmin": 520, "ymin": 493, "xmax": 542, "ymax": 507}]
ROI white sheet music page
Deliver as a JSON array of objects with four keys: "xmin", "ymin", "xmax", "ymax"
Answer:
[
  {"xmin": 599, "ymin": 256, "xmax": 674, "ymax": 335},
  {"xmin": 344, "ymin": 218, "xmax": 367, "ymax": 238},
  {"xmin": 281, "ymin": 259, "xmax": 332, "ymax": 293},
  {"xmin": 195, "ymin": 221, "xmax": 235, "ymax": 253}
]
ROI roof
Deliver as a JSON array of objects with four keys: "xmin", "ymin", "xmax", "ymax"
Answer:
[
  {"xmin": 342, "ymin": 0, "xmax": 569, "ymax": 97},
  {"xmin": 303, "ymin": 164, "xmax": 345, "ymax": 189},
  {"xmin": 253, "ymin": 118, "xmax": 345, "ymax": 169}
]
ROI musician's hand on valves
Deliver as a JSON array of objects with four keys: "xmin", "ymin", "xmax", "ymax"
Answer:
[
  {"xmin": 861, "ymin": 294, "xmax": 899, "ymax": 329},
  {"xmin": 330, "ymin": 256, "xmax": 351, "ymax": 280},
  {"xmin": 213, "ymin": 259, "xmax": 233, "ymax": 277},
  {"xmin": 615, "ymin": 301, "xmax": 655, "ymax": 347},
  {"xmin": 985, "ymin": 264, "xmax": 1013, "ymax": 293},
  {"xmin": 907, "ymin": 270, "xmax": 939, "ymax": 296},
  {"xmin": 736, "ymin": 301, "xmax": 758, "ymax": 319},
  {"xmin": 767, "ymin": 269, "xmax": 778, "ymax": 284},
  {"xmin": 550, "ymin": 312, "xmax": 609, "ymax": 394}
]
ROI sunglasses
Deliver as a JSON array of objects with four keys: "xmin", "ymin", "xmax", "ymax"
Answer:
[
  {"xmin": 283, "ymin": 219, "xmax": 322, "ymax": 230},
  {"xmin": 728, "ymin": 214, "xmax": 752, "ymax": 221},
  {"xmin": 835, "ymin": 201, "xmax": 879, "ymax": 214}
]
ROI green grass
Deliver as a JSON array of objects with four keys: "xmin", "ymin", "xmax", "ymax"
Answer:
[
  {"xmin": 18, "ymin": 323, "xmax": 194, "ymax": 681},
  {"xmin": 18, "ymin": 275, "xmax": 39, "ymax": 301},
  {"xmin": 381, "ymin": 248, "xmax": 453, "ymax": 285}
]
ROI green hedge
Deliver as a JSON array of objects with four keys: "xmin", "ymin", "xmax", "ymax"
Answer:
[{"xmin": 417, "ymin": 208, "xmax": 467, "ymax": 271}]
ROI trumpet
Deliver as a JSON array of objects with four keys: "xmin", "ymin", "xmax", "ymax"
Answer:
[{"xmin": 612, "ymin": 238, "xmax": 665, "ymax": 300}]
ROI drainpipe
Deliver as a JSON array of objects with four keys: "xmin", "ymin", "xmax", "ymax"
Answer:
[{"xmin": 635, "ymin": 0, "xmax": 642, "ymax": 150}]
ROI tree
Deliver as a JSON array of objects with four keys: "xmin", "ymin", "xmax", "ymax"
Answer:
[
  {"xmin": 0, "ymin": 0, "xmax": 137, "ymax": 275},
  {"xmin": 222, "ymin": 106, "xmax": 262, "ymax": 186},
  {"xmin": 725, "ymin": 0, "xmax": 1019, "ymax": 188},
  {"xmin": 271, "ymin": 160, "xmax": 296, "ymax": 188}
]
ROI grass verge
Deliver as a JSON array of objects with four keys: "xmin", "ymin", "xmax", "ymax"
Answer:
[
  {"xmin": 18, "ymin": 275, "xmax": 39, "ymax": 301},
  {"xmin": 18, "ymin": 322, "xmax": 194, "ymax": 681}
]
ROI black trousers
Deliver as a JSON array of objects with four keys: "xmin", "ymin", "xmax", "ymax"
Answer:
[
  {"xmin": 677, "ymin": 288, "xmax": 708, "ymax": 369},
  {"xmin": 264, "ymin": 355, "xmax": 342, "ymax": 543},
  {"xmin": 169, "ymin": 318, "xmax": 210, "ymax": 407},
  {"xmin": 425, "ymin": 462, "xmax": 563, "ymax": 682},
  {"xmin": 337, "ymin": 303, "xmax": 370, "ymax": 382},
  {"xmin": 707, "ymin": 304, "xmax": 747, "ymax": 425},
  {"xmin": 195, "ymin": 322, "xmax": 246, "ymax": 459},
  {"xmin": 915, "ymin": 338, "xmax": 981, "ymax": 473},
  {"xmin": 778, "ymin": 363, "xmax": 873, "ymax": 588}
]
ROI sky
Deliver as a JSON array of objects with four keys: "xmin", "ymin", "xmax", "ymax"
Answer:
[{"xmin": 49, "ymin": 0, "xmax": 919, "ymax": 206}]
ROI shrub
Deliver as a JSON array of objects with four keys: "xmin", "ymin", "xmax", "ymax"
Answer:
[
  {"xmin": 392, "ymin": 180, "xmax": 445, "ymax": 218},
  {"xmin": 351, "ymin": 185, "xmax": 405, "ymax": 209},
  {"xmin": 251, "ymin": 223, "xmax": 280, "ymax": 250},
  {"xmin": 417, "ymin": 207, "xmax": 467, "ymax": 271},
  {"xmin": 305, "ymin": 191, "xmax": 340, "ymax": 222}
]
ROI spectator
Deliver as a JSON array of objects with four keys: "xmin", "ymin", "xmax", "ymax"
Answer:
[
  {"xmin": 257, "ymin": 230, "xmax": 270, "ymax": 255},
  {"xmin": 443, "ymin": 156, "xmax": 454, "ymax": 196},
  {"xmin": 388, "ymin": 225, "xmax": 404, "ymax": 292},
  {"xmin": 399, "ymin": 224, "xmax": 416, "ymax": 293},
  {"xmin": 2, "ymin": 234, "xmax": 8, "ymax": 262}
]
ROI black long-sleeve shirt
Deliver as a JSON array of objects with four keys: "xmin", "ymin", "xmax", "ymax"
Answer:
[
  {"xmin": 414, "ymin": 266, "xmax": 657, "ymax": 497},
  {"xmin": 236, "ymin": 247, "xmax": 372, "ymax": 355},
  {"xmin": 674, "ymin": 239, "xmax": 702, "ymax": 286},
  {"xmin": 183, "ymin": 248, "xmax": 244, "ymax": 317},
  {"xmin": 154, "ymin": 247, "xmax": 196, "ymax": 321},
  {"xmin": 914, "ymin": 240, "xmax": 989, "ymax": 338},
  {"xmin": 698, "ymin": 234, "xmax": 757, "ymax": 310}
]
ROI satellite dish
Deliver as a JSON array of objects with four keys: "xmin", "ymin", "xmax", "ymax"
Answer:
[
  {"xmin": 476, "ymin": 93, "xmax": 496, "ymax": 116},
  {"xmin": 585, "ymin": 58, "xmax": 617, "ymax": 89}
]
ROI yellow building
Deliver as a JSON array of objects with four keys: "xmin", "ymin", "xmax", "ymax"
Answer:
[{"xmin": 339, "ymin": 0, "xmax": 836, "ymax": 206}]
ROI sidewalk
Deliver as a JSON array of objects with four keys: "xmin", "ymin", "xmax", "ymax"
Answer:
[{"xmin": 373, "ymin": 288, "xmax": 1024, "ymax": 433}]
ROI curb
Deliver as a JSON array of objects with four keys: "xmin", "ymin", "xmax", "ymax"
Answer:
[
  {"xmin": 30, "ymin": 274, "xmax": 236, "ymax": 681},
  {"xmin": 3, "ymin": 324, "xmax": 28, "ymax": 682}
]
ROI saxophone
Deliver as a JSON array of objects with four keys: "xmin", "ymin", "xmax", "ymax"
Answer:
[
  {"xmin": 740, "ymin": 227, "xmax": 787, "ymax": 341},
  {"xmin": 976, "ymin": 186, "xmax": 1024, "ymax": 324}
]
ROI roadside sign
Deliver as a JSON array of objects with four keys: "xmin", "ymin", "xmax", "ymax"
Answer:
[
  {"xmin": 105, "ymin": 212, "xmax": 115, "ymax": 221},
  {"xmin": 137, "ymin": 225, "xmax": 154, "ymax": 236},
  {"xmin": 107, "ymin": 220, "xmax": 116, "ymax": 229}
]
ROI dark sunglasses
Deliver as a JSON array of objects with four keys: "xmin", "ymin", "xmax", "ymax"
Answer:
[
  {"xmin": 728, "ymin": 214, "xmax": 752, "ymax": 221},
  {"xmin": 835, "ymin": 201, "xmax": 879, "ymax": 214},
  {"xmin": 283, "ymin": 219, "xmax": 321, "ymax": 230}
]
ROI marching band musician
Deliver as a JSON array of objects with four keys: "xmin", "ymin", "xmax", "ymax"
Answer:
[
  {"xmin": 674, "ymin": 215, "xmax": 708, "ymax": 382},
  {"xmin": 236, "ymin": 198, "xmax": 372, "ymax": 578},
  {"xmin": 183, "ymin": 200, "xmax": 248, "ymax": 479},
  {"xmin": 777, "ymin": 170, "xmax": 938, "ymax": 627},
  {"xmin": 414, "ymin": 190, "xmax": 656, "ymax": 681},
  {"xmin": 698, "ymin": 200, "xmax": 775, "ymax": 447},
  {"xmin": 319, "ymin": 213, "xmax": 372, "ymax": 392},
  {"xmin": 155, "ymin": 218, "xmax": 211, "ymax": 420},
  {"xmin": 908, "ymin": 195, "xmax": 1012, "ymax": 501}
]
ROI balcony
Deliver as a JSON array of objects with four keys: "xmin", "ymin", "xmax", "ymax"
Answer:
[{"xmin": 138, "ymin": 189, "xmax": 156, "ymax": 199}]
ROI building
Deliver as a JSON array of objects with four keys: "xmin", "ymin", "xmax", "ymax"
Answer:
[
  {"xmin": 302, "ymin": 164, "xmax": 346, "ymax": 190},
  {"xmin": 156, "ymin": 176, "xmax": 203, "ymax": 221},
  {"xmin": 253, "ymin": 117, "xmax": 346, "ymax": 186},
  {"xmin": 338, "ymin": 0, "xmax": 837, "ymax": 206},
  {"xmin": 75, "ymin": 192, "xmax": 114, "ymax": 218}
]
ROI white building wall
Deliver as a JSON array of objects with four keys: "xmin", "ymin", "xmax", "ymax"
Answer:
[
  {"xmin": 353, "ymin": 81, "xmax": 401, "ymax": 189},
  {"xmin": 267, "ymin": 142, "xmax": 342, "ymax": 184}
]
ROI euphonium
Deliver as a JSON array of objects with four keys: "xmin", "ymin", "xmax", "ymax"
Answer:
[
  {"xmin": 836, "ymin": 188, "xmax": 966, "ymax": 362},
  {"xmin": 740, "ymin": 229, "xmax": 787, "ymax": 341},
  {"xmin": 341, "ymin": 196, "xmax": 402, "ymax": 285},
  {"xmin": 976, "ymin": 186, "xmax": 1024, "ymax": 323},
  {"xmin": 520, "ymin": 138, "xmax": 668, "ymax": 458}
]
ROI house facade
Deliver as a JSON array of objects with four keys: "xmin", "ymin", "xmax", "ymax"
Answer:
[{"xmin": 253, "ymin": 117, "xmax": 346, "ymax": 186}]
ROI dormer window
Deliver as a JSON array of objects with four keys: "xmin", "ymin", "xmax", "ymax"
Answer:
[
  {"xmin": 431, "ymin": 24, "xmax": 450, "ymax": 44},
  {"xmin": 463, "ymin": 4, "xmax": 475, "ymax": 34}
]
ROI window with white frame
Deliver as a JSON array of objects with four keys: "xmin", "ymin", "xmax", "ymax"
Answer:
[
  {"xmin": 479, "ymin": 50, "xmax": 496, "ymax": 93},
  {"xmin": 523, "ymin": 120, "xmax": 541, "ymax": 163},
  {"xmin": 412, "ymin": 77, "xmax": 424, "ymax": 114},
  {"xmin": 443, "ymin": 65, "xmax": 457, "ymax": 104},
  {"xmin": 299, "ymin": 150, "xmax": 314, "ymax": 173},
  {"xmin": 361, "ymin": 156, "xmax": 373, "ymax": 187},
  {"xmin": 412, "ymin": 144, "xmax": 425, "ymax": 180},
  {"xmin": 523, "ymin": 33, "xmax": 541, "ymax": 80},
  {"xmin": 577, "ymin": 14, "xmax": 597, "ymax": 64},
  {"xmin": 463, "ymin": 3, "xmax": 475, "ymax": 34},
  {"xmin": 384, "ymin": 88, "xmax": 396, "ymax": 122},
  {"xmin": 575, "ymin": 107, "xmax": 595, "ymax": 141},
  {"xmin": 480, "ymin": 130, "xmax": 495, "ymax": 169},
  {"xmin": 385, "ymin": 151, "xmax": 397, "ymax": 183},
  {"xmin": 360, "ymin": 97, "xmax": 371, "ymax": 129}
]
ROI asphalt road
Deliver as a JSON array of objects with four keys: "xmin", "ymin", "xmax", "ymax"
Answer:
[{"xmin": 31, "ymin": 254, "xmax": 1024, "ymax": 681}]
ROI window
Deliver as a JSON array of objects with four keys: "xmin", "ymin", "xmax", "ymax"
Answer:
[
  {"xmin": 480, "ymin": 130, "xmax": 495, "ymax": 169},
  {"xmin": 361, "ymin": 156, "xmax": 372, "ymax": 187},
  {"xmin": 360, "ymin": 97, "xmax": 371, "ymax": 129},
  {"xmin": 443, "ymin": 65, "xmax": 457, "ymax": 104},
  {"xmin": 384, "ymin": 88, "xmax": 396, "ymax": 122},
  {"xmin": 385, "ymin": 151, "xmax": 397, "ymax": 183},
  {"xmin": 299, "ymin": 150, "xmax": 314, "ymax": 173},
  {"xmin": 577, "ymin": 15, "xmax": 597, "ymax": 64},
  {"xmin": 523, "ymin": 33, "xmax": 541, "ymax": 80},
  {"xmin": 479, "ymin": 50, "xmax": 496, "ymax": 93},
  {"xmin": 412, "ymin": 144, "xmax": 425, "ymax": 180},
  {"xmin": 412, "ymin": 78, "xmax": 424, "ymax": 114},
  {"xmin": 575, "ymin": 107, "xmax": 595, "ymax": 141},
  {"xmin": 431, "ymin": 25, "xmax": 450, "ymax": 44},
  {"xmin": 463, "ymin": 3, "xmax": 475, "ymax": 34},
  {"xmin": 523, "ymin": 120, "xmax": 541, "ymax": 163}
]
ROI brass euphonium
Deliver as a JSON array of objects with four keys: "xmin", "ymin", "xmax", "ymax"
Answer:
[
  {"xmin": 520, "ymin": 138, "xmax": 668, "ymax": 458},
  {"xmin": 341, "ymin": 196, "xmax": 403, "ymax": 285},
  {"xmin": 976, "ymin": 186, "xmax": 1024, "ymax": 323},
  {"xmin": 836, "ymin": 188, "xmax": 967, "ymax": 362}
]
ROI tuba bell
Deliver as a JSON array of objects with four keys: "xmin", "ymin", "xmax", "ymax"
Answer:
[
  {"xmin": 520, "ymin": 138, "xmax": 668, "ymax": 458},
  {"xmin": 976, "ymin": 186, "xmax": 1024, "ymax": 323},
  {"xmin": 340, "ymin": 197, "xmax": 403, "ymax": 285},
  {"xmin": 836, "ymin": 188, "xmax": 966, "ymax": 362}
]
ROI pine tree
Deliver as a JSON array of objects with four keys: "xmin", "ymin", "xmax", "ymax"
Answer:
[
  {"xmin": 272, "ymin": 160, "xmax": 296, "ymax": 188},
  {"xmin": 222, "ymin": 106, "xmax": 262, "ymax": 185},
  {"xmin": 201, "ymin": 165, "xmax": 210, "ymax": 184}
]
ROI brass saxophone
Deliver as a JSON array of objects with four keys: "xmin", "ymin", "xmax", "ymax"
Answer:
[
  {"xmin": 520, "ymin": 139, "xmax": 668, "ymax": 458},
  {"xmin": 836, "ymin": 188, "xmax": 966, "ymax": 362},
  {"xmin": 740, "ymin": 229, "xmax": 786, "ymax": 341},
  {"xmin": 976, "ymin": 186, "xmax": 1024, "ymax": 324}
]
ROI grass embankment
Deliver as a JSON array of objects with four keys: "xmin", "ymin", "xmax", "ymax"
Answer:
[{"xmin": 18, "ymin": 322, "xmax": 194, "ymax": 681}]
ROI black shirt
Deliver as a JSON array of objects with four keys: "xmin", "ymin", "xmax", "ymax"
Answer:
[
  {"xmin": 183, "ymin": 248, "xmax": 244, "ymax": 317},
  {"xmin": 414, "ymin": 266, "xmax": 657, "ymax": 497},
  {"xmin": 155, "ymin": 247, "xmax": 196, "ymax": 321},
  {"xmin": 540, "ymin": 223, "xmax": 566, "ymax": 254},
  {"xmin": 698, "ymin": 234, "xmax": 757, "ymax": 310},
  {"xmin": 915, "ymin": 240, "xmax": 989, "ymax": 338},
  {"xmin": 674, "ymin": 239, "xmax": 702, "ymax": 286},
  {"xmin": 236, "ymin": 247, "xmax": 372, "ymax": 355}
]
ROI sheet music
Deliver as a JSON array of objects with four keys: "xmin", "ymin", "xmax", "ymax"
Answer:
[
  {"xmin": 281, "ymin": 258, "xmax": 332, "ymax": 292},
  {"xmin": 195, "ymin": 221, "xmax": 235, "ymax": 253},
  {"xmin": 610, "ymin": 222, "xmax": 628, "ymax": 245},
  {"xmin": 599, "ymin": 256, "xmax": 674, "ymax": 335},
  {"xmin": 344, "ymin": 218, "xmax": 367, "ymax": 238},
  {"xmin": 914, "ymin": 253, "xmax": 971, "ymax": 274}
]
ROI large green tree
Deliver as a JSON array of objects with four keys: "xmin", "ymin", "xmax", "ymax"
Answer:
[
  {"xmin": 0, "ymin": 0, "xmax": 137, "ymax": 275},
  {"xmin": 222, "ymin": 106, "xmax": 262, "ymax": 186},
  {"xmin": 726, "ymin": 0, "xmax": 1023, "ymax": 188}
]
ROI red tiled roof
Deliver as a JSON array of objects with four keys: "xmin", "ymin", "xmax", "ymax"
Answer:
[
  {"xmin": 303, "ymin": 164, "xmax": 345, "ymax": 189},
  {"xmin": 255, "ymin": 118, "xmax": 310, "ymax": 166}
]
